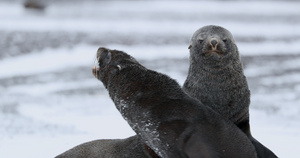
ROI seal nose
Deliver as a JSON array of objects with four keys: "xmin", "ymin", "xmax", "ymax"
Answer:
[{"xmin": 210, "ymin": 38, "xmax": 219, "ymax": 49}]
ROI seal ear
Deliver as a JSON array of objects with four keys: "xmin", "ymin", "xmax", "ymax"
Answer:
[{"xmin": 188, "ymin": 45, "xmax": 192, "ymax": 49}]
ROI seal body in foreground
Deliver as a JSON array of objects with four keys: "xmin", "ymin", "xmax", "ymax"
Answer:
[
  {"xmin": 93, "ymin": 47, "xmax": 257, "ymax": 158},
  {"xmin": 55, "ymin": 136, "xmax": 155, "ymax": 158},
  {"xmin": 183, "ymin": 25, "xmax": 277, "ymax": 158}
]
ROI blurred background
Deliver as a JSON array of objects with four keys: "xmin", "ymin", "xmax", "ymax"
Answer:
[{"xmin": 0, "ymin": 0, "xmax": 299, "ymax": 157}]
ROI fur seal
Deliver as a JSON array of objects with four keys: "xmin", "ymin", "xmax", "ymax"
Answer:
[
  {"xmin": 183, "ymin": 25, "xmax": 277, "ymax": 158},
  {"xmin": 93, "ymin": 47, "xmax": 257, "ymax": 158},
  {"xmin": 184, "ymin": 25, "xmax": 250, "ymax": 125},
  {"xmin": 55, "ymin": 136, "xmax": 156, "ymax": 158}
]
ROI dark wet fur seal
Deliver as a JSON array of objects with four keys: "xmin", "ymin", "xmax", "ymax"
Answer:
[
  {"xmin": 183, "ymin": 25, "xmax": 277, "ymax": 158},
  {"xmin": 55, "ymin": 136, "xmax": 157, "ymax": 158},
  {"xmin": 93, "ymin": 47, "xmax": 257, "ymax": 158}
]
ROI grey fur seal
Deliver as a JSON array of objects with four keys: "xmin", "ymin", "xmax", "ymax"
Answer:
[
  {"xmin": 184, "ymin": 25, "xmax": 250, "ymax": 124},
  {"xmin": 183, "ymin": 25, "xmax": 277, "ymax": 158},
  {"xmin": 92, "ymin": 47, "xmax": 257, "ymax": 158}
]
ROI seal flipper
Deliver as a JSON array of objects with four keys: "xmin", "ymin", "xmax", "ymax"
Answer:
[
  {"xmin": 238, "ymin": 120, "xmax": 278, "ymax": 158},
  {"xmin": 250, "ymin": 137, "xmax": 278, "ymax": 158}
]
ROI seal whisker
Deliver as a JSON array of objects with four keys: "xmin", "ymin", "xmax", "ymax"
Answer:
[{"xmin": 93, "ymin": 57, "xmax": 98, "ymax": 67}]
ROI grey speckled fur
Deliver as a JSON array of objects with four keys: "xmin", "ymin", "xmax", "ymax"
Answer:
[
  {"xmin": 184, "ymin": 25, "xmax": 250, "ymax": 125},
  {"xmin": 183, "ymin": 25, "xmax": 277, "ymax": 158}
]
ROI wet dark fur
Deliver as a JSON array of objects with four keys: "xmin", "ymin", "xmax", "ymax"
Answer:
[
  {"xmin": 183, "ymin": 25, "xmax": 277, "ymax": 158},
  {"xmin": 55, "ymin": 136, "xmax": 155, "ymax": 158},
  {"xmin": 94, "ymin": 47, "xmax": 257, "ymax": 158}
]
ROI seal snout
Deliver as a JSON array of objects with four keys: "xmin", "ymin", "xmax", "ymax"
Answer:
[
  {"xmin": 205, "ymin": 37, "xmax": 225, "ymax": 55},
  {"xmin": 210, "ymin": 38, "xmax": 219, "ymax": 50},
  {"xmin": 93, "ymin": 47, "xmax": 112, "ymax": 80}
]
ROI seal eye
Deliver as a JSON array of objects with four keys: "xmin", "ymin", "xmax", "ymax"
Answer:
[
  {"xmin": 198, "ymin": 39, "xmax": 204, "ymax": 44},
  {"xmin": 223, "ymin": 39, "xmax": 227, "ymax": 43},
  {"xmin": 116, "ymin": 65, "xmax": 122, "ymax": 71}
]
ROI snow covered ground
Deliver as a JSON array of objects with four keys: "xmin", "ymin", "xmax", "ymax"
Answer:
[{"xmin": 0, "ymin": 1, "xmax": 299, "ymax": 157}]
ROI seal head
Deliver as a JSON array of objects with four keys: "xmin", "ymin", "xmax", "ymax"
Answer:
[
  {"xmin": 92, "ymin": 47, "xmax": 140, "ymax": 87},
  {"xmin": 189, "ymin": 25, "xmax": 238, "ymax": 68}
]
